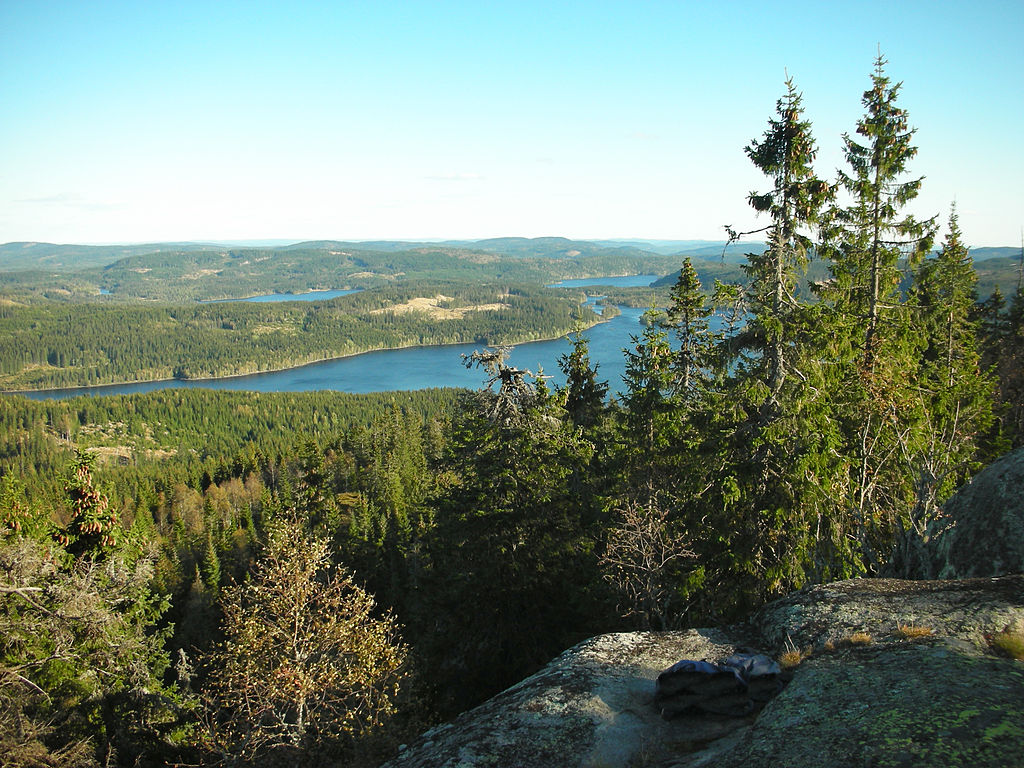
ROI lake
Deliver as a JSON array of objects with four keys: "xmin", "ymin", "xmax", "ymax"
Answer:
[
  {"xmin": 20, "ymin": 306, "xmax": 650, "ymax": 401},
  {"xmin": 547, "ymin": 274, "xmax": 661, "ymax": 288},
  {"xmin": 20, "ymin": 276, "xmax": 667, "ymax": 401},
  {"xmin": 204, "ymin": 288, "xmax": 362, "ymax": 303}
]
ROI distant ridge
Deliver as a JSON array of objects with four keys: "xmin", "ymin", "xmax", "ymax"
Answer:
[
  {"xmin": 0, "ymin": 241, "xmax": 226, "ymax": 271},
  {"xmin": 2, "ymin": 238, "xmax": 1018, "ymax": 278}
]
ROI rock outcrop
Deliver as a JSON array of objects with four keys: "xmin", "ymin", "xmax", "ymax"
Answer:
[
  {"xmin": 383, "ymin": 576, "xmax": 1024, "ymax": 768},
  {"xmin": 920, "ymin": 446, "xmax": 1024, "ymax": 579}
]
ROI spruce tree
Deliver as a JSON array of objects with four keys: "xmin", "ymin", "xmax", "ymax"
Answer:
[
  {"xmin": 892, "ymin": 206, "xmax": 996, "ymax": 574},
  {"xmin": 821, "ymin": 54, "xmax": 938, "ymax": 570},
  {"xmin": 825, "ymin": 53, "xmax": 936, "ymax": 374},
  {"xmin": 421, "ymin": 356, "xmax": 600, "ymax": 713},
  {"xmin": 693, "ymin": 77, "xmax": 834, "ymax": 617},
  {"xmin": 740, "ymin": 77, "xmax": 831, "ymax": 420},
  {"xmin": 995, "ymin": 241, "xmax": 1024, "ymax": 446},
  {"xmin": 665, "ymin": 258, "xmax": 716, "ymax": 408},
  {"xmin": 558, "ymin": 323, "xmax": 609, "ymax": 432},
  {"xmin": 621, "ymin": 318, "xmax": 677, "ymax": 464}
]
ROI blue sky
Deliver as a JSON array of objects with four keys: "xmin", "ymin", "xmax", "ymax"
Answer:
[{"xmin": 1, "ymin": 1, "xmax": 1021, "ymax": 246}]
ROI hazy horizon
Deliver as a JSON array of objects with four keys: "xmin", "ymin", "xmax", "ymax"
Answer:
[{"xmin": 1, "ymin": 235, "xmax": 732, "ymax": 248}]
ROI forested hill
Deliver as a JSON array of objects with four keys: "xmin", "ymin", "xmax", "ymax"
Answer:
[
  {"xmin": 0, "ymin": 241, "xmax": 226, "ymax": 271},
  {"xmin": 4, "ymin": 238, "xmax": 1017, "ymax": 304},
  {"xmin": 0, "ymin": 283, "xmax": 593, "ymax": 390},
  {"xmin": 0, "ymin": 238, "xmax": 756, "ymax": 305},
  {"xmin": 0, "ymin": 242, "xmax": 681, "ymax": 303},
  {"xmin": 0, "ymin": 237, "xmax": 691, "ymax": 272}
]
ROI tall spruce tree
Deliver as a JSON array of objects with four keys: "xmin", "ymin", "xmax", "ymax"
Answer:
[
  {"xmin": 617, "ymin": 318, "xmax": 680, "ymax": 510},
  {"xmin": 821, "ymin": 54, "xmax": 938, "ymax": 570},
  {"xmin": 605, "ymin": 316, "xmax": 696, "ymax": 628},
  {"xmin": 826, "ymin": 53, "xmax": 936, "ymax": 374},
  {"xmin": 692, "ymin": 77, "xmax": 834, "ymax": 619},
  {"xmin": 420, "ymin": 355, "xmax": 600, "ymax": 714},
  {"xmin": 740, "ymin": 78, "xmax": 831, "ymax": 420},
  {"xmin": 1001, "ymin": 287, "xmax": 1024, "ymax": 446}
]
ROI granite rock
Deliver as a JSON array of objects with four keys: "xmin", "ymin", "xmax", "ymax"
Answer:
[{"xmin": 382, "ymin": 576, "xmax": 1024, "ymax": 768}]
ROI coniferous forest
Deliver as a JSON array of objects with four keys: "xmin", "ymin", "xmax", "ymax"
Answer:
[{"xmin": 3, "ymin": 58, "xmax": 1024, "ymax": 767}]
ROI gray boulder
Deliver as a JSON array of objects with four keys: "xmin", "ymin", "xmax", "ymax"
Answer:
[
  {"xmin": 382, "ymin": 576, "xmax": 1024, "ymax": 768},
  {"xmin": 926, "ymin": 446, "xmax": 1024, "ymax": 579}
]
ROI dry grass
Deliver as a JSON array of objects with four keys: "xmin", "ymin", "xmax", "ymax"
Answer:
[
  {"xmin": 844, "ymin": 632, "xmax": 873, "ymax": 647},
  {"xmin": 989, "ymin": 629, "xmax": 1024, "ymax": 660},
  {"xmin": 897, "ymin": 624, "xmax": 933, "ymax": 640},
  {"xmin": 778, "ymin": 634, "xmax": 812, "ymax": 669},
  {"xmin": 779, "ymin": 648, "xmax": 807, "ymax": 670}
]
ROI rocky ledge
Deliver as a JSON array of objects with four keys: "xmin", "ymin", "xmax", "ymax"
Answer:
[{"xmin": 382, "ymin": 575, "xmax": 1024, "ymax": 768}]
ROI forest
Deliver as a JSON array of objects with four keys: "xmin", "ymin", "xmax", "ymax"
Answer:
[
  {"xmin": 0, "ymin": 240, "xmax": 692, "ymax": 303},
  {"xmin": 2, "ymin": 57, "xmax": 1024, "ymax": 768},
  {"xmin": 0, "ymin": 283, "xmax": 596, "ymax": 390}
]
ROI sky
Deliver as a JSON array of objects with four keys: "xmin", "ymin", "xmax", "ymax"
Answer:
[{"xmin": 1, "ymin": 0, "xmax": 1021, "ymax": 247}]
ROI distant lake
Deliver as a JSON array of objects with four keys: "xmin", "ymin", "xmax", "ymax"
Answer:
[
  {"xmin": 204, "ymin": 288, "xmax": 362, "ymax": 303},
  {"xmin": 20, "ymin": 275, "xmax": 679, "ymax": 401},
  {"xmin": 208, "ymin": 275, "xmax": 662, "ymax": 302},
  {"xmin": 547, "ymin": 274, "xmax": 662, "ymax": 288},
  {"xmin": 19, "ymin": 304, "xmax": 652, "ymax": 401}
]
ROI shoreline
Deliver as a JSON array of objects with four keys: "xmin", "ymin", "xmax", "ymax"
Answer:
[{"xmin": 2, "ymin": 313, "xmax": 612, "ymax": 397}]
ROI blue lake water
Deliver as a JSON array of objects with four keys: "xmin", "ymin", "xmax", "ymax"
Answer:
[
  {"xmin": 20, "ymin": 276, "xmax": 672, "ymax": 401},
  {"xmin": 205, "ymin": 288, "xmax": 362, "ymax": 303},
  {"xmin": 547, "ymin": 274, "xmax": 662, "ymax": 288},
  {"xmin": 19, "ymin": 306, "xmax": 650, "ymax": 401}
]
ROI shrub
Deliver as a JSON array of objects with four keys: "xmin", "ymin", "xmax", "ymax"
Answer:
[{"xmin": 206, "ymin": 516, "xmax": 408, "ymax": 765}]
